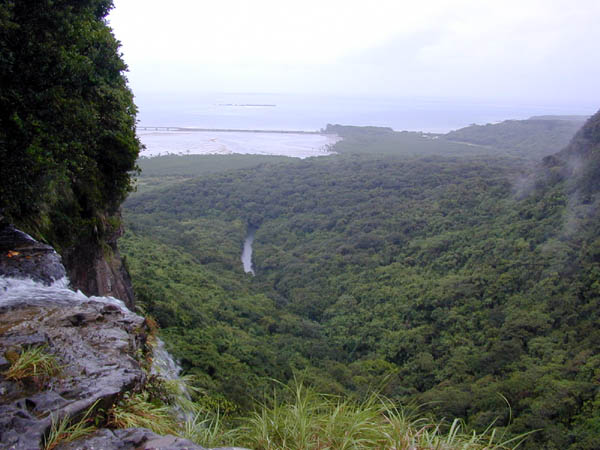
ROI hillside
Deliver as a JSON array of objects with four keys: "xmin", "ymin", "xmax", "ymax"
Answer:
[
  {"xmin": 321, "ymin": 117, "xmax": 586, "ymax": 161},
  {"xmin": 122, "ymin": 114, "xmax": 600, "ymax": 448},
  {"xmin": 554, "ymin": 110, "xmax": 600, "ymax": 194},
  {"xmin": 6, "ymin": 1, "xmax": 598, "ymax": 449},
  {"xmin": 444, "ymin": 116, "xmax": 587, "ymax": 159}
]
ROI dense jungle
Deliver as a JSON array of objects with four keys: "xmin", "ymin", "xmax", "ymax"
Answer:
[{"xmin": 122, "ymin": 117, "xmax": 600, "ymax": 449}]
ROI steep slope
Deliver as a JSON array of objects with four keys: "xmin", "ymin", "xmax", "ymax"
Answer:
[
  {"xmin": 0, "ymin": 0, "xmax": 140, "ymax": 306},
  {"xmin": 550, "ymin": 109, "xmax": 600, "ymax": 197},
  {"xmin": 557, "ymin": 110, "xmax": 600, "ymax": 160}
]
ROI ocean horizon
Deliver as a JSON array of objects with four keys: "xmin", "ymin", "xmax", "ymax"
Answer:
[{"xmin": 134, "ymin": 92, "xmax": 596, "ymax": 134}]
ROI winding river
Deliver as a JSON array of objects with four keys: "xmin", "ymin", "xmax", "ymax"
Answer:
[{"xmin": 241, "ymin": 227, "xmax": 256, "ymax": 275}]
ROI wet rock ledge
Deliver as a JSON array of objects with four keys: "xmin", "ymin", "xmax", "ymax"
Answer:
[
  {"xmin": 0, "ymin": 223, "xmax": 66, "ymax": 285},
  {"xmin": 0, "ymin": 294, "xmax": 149, "ymax": 448},
  {"xmin": 0, "ymin": 223, "xmax": 211, "ymax": 449}
]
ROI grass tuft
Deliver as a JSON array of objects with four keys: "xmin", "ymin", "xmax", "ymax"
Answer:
[
  {"xmin": 42, "ymin": 401, "xmax": 98, "ymax": 450},
  {"xmin": 3, "ymin": 345, "xmax": 61, "ymax": 387},
  {"xmin": 107, "ymin": 391, "xmax": 178, "ymax": 436}
]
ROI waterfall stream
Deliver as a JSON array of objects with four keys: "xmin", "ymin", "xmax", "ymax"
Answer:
[
  {"xmin": 241, "ymin": 227, "xmax": 257, "ymax": 275},
  {"xmin": 0, "ymin": 274, "xmax": 189, "ymax": 414},
  {"xmin": 0, "ymin": 275, "xmax": 123, "ymax": 309},
  {"xmin": 151, "ymin": 337, "xmax": 192, "ymax": 420}
]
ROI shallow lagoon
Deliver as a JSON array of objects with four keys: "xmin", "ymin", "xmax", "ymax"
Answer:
[{"xmin": 138, "ymin": 130, "xmax": 340, "ymax": 159}]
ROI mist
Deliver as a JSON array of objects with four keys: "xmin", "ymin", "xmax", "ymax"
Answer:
[{"xmin": 110, "ymin": 0, "xmax": 600, "ymax": 113}]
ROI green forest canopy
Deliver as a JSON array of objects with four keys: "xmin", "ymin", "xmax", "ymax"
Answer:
[
  {"xmin": 4, "ymin": 0, "xmax": 599, "ymax": 447},
  {"xmin": 122, "ymin": 113, "xmax": 600, "ymax": 449},
  {"xmin": 0, "ymin": 0, "xmax": 140, "ymax": 247}
]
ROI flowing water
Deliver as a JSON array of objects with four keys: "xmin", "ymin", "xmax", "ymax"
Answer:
[
  {"xmin": 0, "ymin": 275, "xmax": 124, "ymax": 309},
  {"xmin": 0, "ymin": 274, "xmax": 189, "ymax": 415},
  {"xmin": 151, "ymin": 337, "xmax": 192, "ymax": 420},
  {"xmin": 241, "ymin": 227, "xmax": 256, "ymax": 275}
]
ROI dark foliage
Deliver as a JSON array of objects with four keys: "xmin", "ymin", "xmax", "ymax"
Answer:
[
  {"xmin": 123, "ymin": 120, "xmax": 600, "ymax": 447},
  {"xmin": 444, "ymin": 117, "xmax": 586, "ymax": 159},
  {"xmin": 0, "ymin": 0, "xmax": 140, "ymax": 247}
]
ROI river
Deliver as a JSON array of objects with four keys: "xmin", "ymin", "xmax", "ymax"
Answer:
[{"xmin": 241, "ymin": 227, "xmax": 256, "ymax": 275}]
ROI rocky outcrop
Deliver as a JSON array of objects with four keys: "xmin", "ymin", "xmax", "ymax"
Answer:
[
  {"xmin": 63, "ymin": 215, "xmax": 136, "ymax": 310},
  {"xmin": 0, "ymin": 209, "xmax": 135, "ymax": 310},
  {"xmin": 59, "ymin": 427, "xmax": 248, "ymax": 450},
  {"xmin": 0, "ymin": 225, "xmax": 248, "ymax": 449},
  {"xmin": 0, "ymin": 223, "xmax": 66, "ymax": 285},
  {"xmin": 0, "ymin": 286, "xmax": 146, "ymax": 449},
  {"xmin": 0, "ymin": 225, "xmax": 148, "ymax": 448},
  {"xmin": 58, "ymin": 428, "xmax": 206, "ymax": 449}
]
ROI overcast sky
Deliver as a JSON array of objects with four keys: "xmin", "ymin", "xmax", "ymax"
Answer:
[{"xmin": 109, "ymin": 0, "xmax": 600, "ymax": 107}]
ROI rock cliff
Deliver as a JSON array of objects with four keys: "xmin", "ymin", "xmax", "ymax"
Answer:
[
  {"xmin": 61, "ymin": 215, "xmax": 136, "ymax": 310},
  {"xmin": 0, "ymin": 224, "xmax": 210, "ymax": 449}
]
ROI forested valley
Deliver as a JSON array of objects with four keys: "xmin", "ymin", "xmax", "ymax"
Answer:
[
  {"xmin": 122, "ymin": 115, "xmax": 600, "ymax": 449},
  {"xmin": 1, "ymin": 1, "xmax": 597, "ymax": 447}
]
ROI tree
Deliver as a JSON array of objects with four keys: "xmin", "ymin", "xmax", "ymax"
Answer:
[{"xmin": 0, "ymin": 0, "xmax": 140, "ymax": 247}]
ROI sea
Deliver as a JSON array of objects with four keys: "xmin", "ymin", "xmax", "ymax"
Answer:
[{"xmin": 135, "ymin": 92, "xmax": 595, "ymax": 158}]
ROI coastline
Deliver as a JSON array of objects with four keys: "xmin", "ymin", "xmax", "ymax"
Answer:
[{"xmin": 138, "ymin": 129, "xmax": 340, "ymax": 159}]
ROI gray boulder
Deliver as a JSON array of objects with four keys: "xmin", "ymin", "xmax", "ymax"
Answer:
[
  {"xmin": 0, "ymin": 223, "xmax": 66, "ymax": 285},
  {"xmin": 57, "ymin": 428, "xmax": 207, "ymax": 449},
  {"xmin": 0, "ymin": 296, "xmax": 146, "ymax": 449}
]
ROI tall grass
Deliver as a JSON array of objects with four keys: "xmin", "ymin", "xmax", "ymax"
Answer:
[
  {"xmin": 107, "ymin": 392, "xmax": 178, "ymax": 436},
  {"xmin": 183, "ymin": 381, "xmax": 533, "ymax": 450},
  {"xmin": 43, "ymin": 401, "xmax": 98, "ymax": 450},
  {"xmin": 182, "ymin": 407, "xmax": 238, "ymax": 448},
  {"xmin": 37, "ymin": 375, "xmax": 533, "ymax": 449}
]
